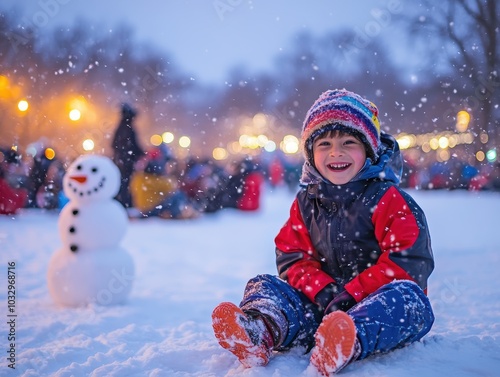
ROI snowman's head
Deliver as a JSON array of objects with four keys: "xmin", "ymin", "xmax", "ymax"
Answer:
[{"xmin": 63, "ymin": 155, "xmax": 121, "ymax": 202}]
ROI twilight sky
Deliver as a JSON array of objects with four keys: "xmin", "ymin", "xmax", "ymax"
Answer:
[{"xmin": 1, "ymin": 0, "xmax": 403, "ymax": 84}]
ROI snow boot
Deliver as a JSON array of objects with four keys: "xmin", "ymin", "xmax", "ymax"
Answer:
[
  {"xmin": 310, "ymin": 311, "xmax": 359, "ymax": 375},
  {"xmin": 212, "ymin": 302, "xmax": 273, "ymax": 368}
]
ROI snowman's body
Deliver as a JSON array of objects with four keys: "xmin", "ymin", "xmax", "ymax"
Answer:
[
  {"xmin": 58, "ymin": 200, "xmax": 127, "ymax": 252},
  {"xmin": 48, "ymin": 155, "xmax": 134, "ymax": 307}
]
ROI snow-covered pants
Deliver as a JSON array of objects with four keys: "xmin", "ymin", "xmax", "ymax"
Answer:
[{"xmin": 239, "ymin": 274, "xmax": 434, "ymax": 359}]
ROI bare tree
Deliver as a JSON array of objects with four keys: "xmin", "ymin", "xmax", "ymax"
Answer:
[{"xmin": 406, "ymin": 0, "xmax": 500, "ymax": 148}]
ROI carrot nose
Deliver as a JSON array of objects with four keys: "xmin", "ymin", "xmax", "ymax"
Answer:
[{"xmin": 70, "ymin": 175, "xmax": 87, "ymax": 183}]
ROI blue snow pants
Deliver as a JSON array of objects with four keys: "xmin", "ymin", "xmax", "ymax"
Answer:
[{"xmin": 239, "ymin": 274, "xmax": 434, "ymax": 359}]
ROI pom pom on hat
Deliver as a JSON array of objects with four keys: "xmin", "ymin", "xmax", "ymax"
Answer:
[{"xmin": 301, "ymin": 89, "xmax": 381, "ymax": 161}]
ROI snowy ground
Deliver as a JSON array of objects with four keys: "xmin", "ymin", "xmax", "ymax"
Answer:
[{"xmin": 1, "ymin": 187, "xmax": 499, "ymax": 377}]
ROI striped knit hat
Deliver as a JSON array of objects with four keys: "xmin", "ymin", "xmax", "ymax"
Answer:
[{"xmin": 302, "ymin": 89, "xmax": 381, "ymax": 161}]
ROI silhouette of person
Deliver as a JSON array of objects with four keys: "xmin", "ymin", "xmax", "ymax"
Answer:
[{"xmin": 111, "ymin": 103, "xmax": 144, "ymax": 208}]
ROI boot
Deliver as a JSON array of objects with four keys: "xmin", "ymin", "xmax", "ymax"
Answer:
[
  {"xmin": 310, "ymin": 311, "xmax": 360, "ymax": 375},
  {"xmin": 212, "ymin": 302, "xmax": 273, "ymax": 368}
]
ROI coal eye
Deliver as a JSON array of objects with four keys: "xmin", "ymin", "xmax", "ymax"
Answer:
[
  {"xmin": 76, "ymin": 165, "xmax": 82, "ymax": 170},
  {"xmin": 91, "ymin": 167, "xmax": 98, "ymax": 173}
]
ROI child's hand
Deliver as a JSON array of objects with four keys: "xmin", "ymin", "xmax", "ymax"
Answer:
[
  {"xmin": 315, "ymin": 283, "xmax": 336, "ymax": 312},
  {"xmin": 325, "ymin": 290, "xmax": 357, "ymax": 314}
]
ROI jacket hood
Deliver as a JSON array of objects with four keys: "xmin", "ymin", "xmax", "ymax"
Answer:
[{"xmin": 299, "ymin": 131, "xmax": 402, "ymax": 186}]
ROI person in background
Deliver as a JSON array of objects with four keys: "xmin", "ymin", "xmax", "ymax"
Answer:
[
  {"xmin": 182, "ymin": 158, "xmax": 224, "ymax": 213},
  {"xmin": 268, "ymin": 155, "xmax": 284, "ymax": 188},
  {"xmin": 230, "ymin": 157, "xmax": 264, "ymax": 211},
  {"xmin": 470, "ymin": 162, "xmax": 500, "ymax": 192},
  {"xmin": 181, "ymin": 157, "xmax": 264, "ymax": 213},
  {"xmin": 26, "ymin": 147, "xmax": 52, "ymax": 208},
  {"xmin": 215, "ymin": 156, "xmax": 264, "ymax": 212},
  {"xmin": 0, "ymin": 148, "xmax": 28, "ymax": 215},
  {"xmin": 211, "ymin": 89, "xmax": 434, "ymax": 375},
  {"xmin": 35, "ymin": 158, "xmax": 65, "ymax": 210},
  {"xmin": 129, "ymin": 148, "xmax": 198, "ymax": 220},
  {"xmin": 111, "ymin": 103, "xmax": 145, "ymax": 209}
]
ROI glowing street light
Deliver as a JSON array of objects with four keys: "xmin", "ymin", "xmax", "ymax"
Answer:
[
  {"xmin": 69, "ymin": 109, "xmax": 81, "ymax": 121},
  {"xmin": 18, "ymin": 99, "xmax": 29, "ymax": 112},
  {"xmin": 69, "ymin": 96, "xmax": 87, "ymax": 118}
]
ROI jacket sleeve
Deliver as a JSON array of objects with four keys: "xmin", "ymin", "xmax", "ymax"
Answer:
[
  {"xmin": 275, "ymin": 198, "xmax": 335, "ymax": 303},
  {"xmin": 345, "ymin": 186, "xmax": 434, "ymax": 301}
]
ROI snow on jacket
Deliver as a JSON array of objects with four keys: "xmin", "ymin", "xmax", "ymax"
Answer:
[{"xmin": 275, "ymin": 132, "xmax": 434, "ymax": 305}]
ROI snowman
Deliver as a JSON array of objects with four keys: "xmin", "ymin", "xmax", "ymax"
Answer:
[{"xmin": 47, "ymin": 154, "xmax": 134, "ymax": 307}]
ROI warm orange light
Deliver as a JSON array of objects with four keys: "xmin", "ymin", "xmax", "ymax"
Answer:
[
  {"xmin": 456, "ymin": 110, "xmax": 470, "ymax": 132},
  {"xmin": 213, "ymin": 147, "xmax": 228, "ymax": 160},
  {"xmin": 0, "ymin": 76, "xmax": 11, "ymax": 99},
  {"xmin": 69, "ymin": 109, "xmax": 81, "ymax": 121},
  {"xmin": 150, "ymin": 134, "xmax": 163, "ymax": 146},
  {"xmin": 18, "ymin": 100, "xmax": 29, "ymax": 112},
  {"xmin": 45, "ymin": 148, "xmax": 56, "ymax": 160}
]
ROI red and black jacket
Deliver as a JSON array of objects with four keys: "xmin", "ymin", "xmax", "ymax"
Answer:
[{"xmin": 275, "ymin": 133, "xmax": 434, "ymax": 306}]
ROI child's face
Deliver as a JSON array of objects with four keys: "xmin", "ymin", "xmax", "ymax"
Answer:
[{"xmin": 312, "ymin": 132, "xmax": 367, "ymax": 185}]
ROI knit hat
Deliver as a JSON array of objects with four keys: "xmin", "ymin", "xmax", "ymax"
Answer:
[{"xmin": 301, "ymin": 89, "xmax": 381, "ymax": 161}]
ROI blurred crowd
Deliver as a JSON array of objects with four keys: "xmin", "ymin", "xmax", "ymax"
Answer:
[
  {"xmin": 0, "ymin": 143, "xmax": 303, "ymax": 218},
  {"xmin": 0, "ymin": 144, "xmax": 65, "ymax": 215},
  {"xmin": 0, "ymin": 102, "xmax": 299, "ymax": 218},
  {"xmin": 400, "ymin": 157, "xmax": 500, "ymax": 191},
  {"xmin": 2, "ymin": 142, "xmax": 500, "ymax": 218},
  {"xmin": 1, "ymin": 104, "xmax": 499, "ymax": 217}
]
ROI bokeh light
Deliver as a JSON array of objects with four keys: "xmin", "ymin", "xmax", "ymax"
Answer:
[
  {"xmin": 486, "ymin": 149, "xmax": 497, "ymax": 162},
  {"xmin": 212, "ymin": 147, "xmax": 228, "ymax": 160},
  {"xmin": 179, "ymin": 136, "xmax": 191, "ymax": 148},
  {"xmin": 475, "ymin": 150, "xmax": 485, "ymax": 162},
  {"xmin": 281, "ymin": 134, "xmax": 299, "ymax": 154},
  {"xmin": 18, "ymin": 100, "xmax": 29, "ymax": 112},
  {"xmin": 456, "ymin": 110, "xmax": 470, "ymax": 132},
  {"xmin": 44, "ymin": 147, "xmax": 56, "ymax": 160},
  {"xmin": 150, "ymin": 134, "xmax": 163, "ymax": 146},
  {"xmin": 162, "ymin": 132, "xmax": 174, "ymax": 144},
  {"xmin": 69, "ymin": 109, "xmax": 81, "ymax": 121},
  {"xmin": 264, "ymin": 140, "xmax": 276, "ymax": 152},
  {"xmin": 82, "ymin": 139, "xmax": 94, "ymax": 151}
]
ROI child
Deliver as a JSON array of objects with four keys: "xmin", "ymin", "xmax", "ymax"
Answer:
[{"xmin": 211, "ymin": 89, "xmax": 435, "ymax": 375}]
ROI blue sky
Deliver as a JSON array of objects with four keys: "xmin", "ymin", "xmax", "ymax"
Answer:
[{"xmin": 2, "ymin": 0, "xmax": 402, "ymax": 84}]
